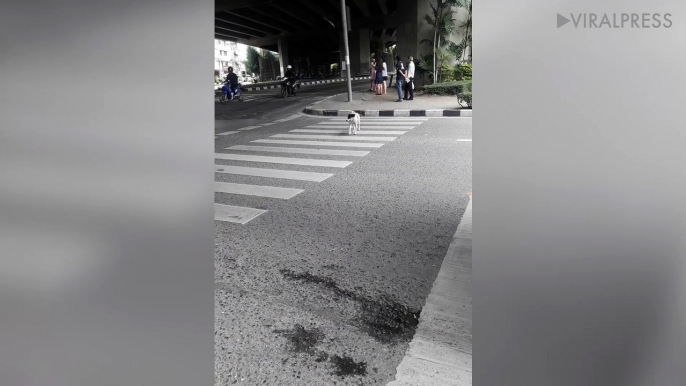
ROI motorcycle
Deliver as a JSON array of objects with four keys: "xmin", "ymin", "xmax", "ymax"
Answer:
[
  {"xmin": 280, "ymin": 78, "xmax": 300, "ymax": 98},
  {"xmin": 218, "ymin": 82, "xmax": 244, "ymax": 104}
]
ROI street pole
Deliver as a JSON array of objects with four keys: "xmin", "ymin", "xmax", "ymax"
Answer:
[{"xmin": 340, "ymin": 0, "xmax": 353, "ymax": 102}]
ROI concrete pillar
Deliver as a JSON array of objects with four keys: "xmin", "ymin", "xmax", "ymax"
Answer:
[
  {"xmin": 359, "ymin": 28, "xmax": 370, "ymax": 76},
  {"xmin": 345, "ymin": 27, "xmax": 371, "ymax": 76},
  {"xmin": 277, "ymin": 38, "xmax": 289, "ymax": 78},
  {"xmin": 348, "ymin": 28, "xmax": 361, "ymax": 76},
  {"xmin": 395, "ymin": 0, "xmax": 422, "ymax": 84}
]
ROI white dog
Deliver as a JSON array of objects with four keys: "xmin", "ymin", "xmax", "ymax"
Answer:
[{"xmin": 347, "ymin": 112, "xmax": 361, "ymax": 135}]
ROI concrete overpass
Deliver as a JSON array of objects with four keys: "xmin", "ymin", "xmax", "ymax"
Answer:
[{"xmin": 215, "ymin": 0, "xmax": 438, "ymax": 81}]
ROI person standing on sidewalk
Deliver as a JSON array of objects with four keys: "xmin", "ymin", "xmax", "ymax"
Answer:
[
  {"xmin": 404, "ymin": 56, "xmax": 415, "ymax": 100},
  {"xmin": 395, "ymin": 56, "xmax": 407, "ymax": 102},
  {"xmin": 374, "ymin": 61, "xmax": 384, "ymax": 95},
  {"xmin": 369, "ymin": 58, "xmax": 376, "ymax": 92},
  {"xmin": 381, "ymin": 57, "xmax": 388, "ymax": 95}
]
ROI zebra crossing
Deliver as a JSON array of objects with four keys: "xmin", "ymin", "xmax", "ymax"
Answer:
[{"xmin": 215, "ymin": 117, "xmax": 429, "ymax": 224}]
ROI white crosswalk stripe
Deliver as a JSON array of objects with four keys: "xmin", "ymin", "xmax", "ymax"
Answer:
[
  {"xmin": 242, "ymin": 95, "xmax": 275, "ymax": 102},
  {"xmin": 252, "ymin": 139, "xmax": 385, "ymax": 148},
  {"xmin": 305, "ymin": 125, "xmax": 414, "ymax": 130},
  {"xmin": 216, "ymin": 181, "xmax": 303, "ymax": 199},
  {"xmin": 215, "ymin": 153, "xmax": 352, "ymax": 167},
  {"xmin": 215, "ymin": 165, "xmax": 333, "ymax": 182},
  {"xmin": 217, "ymin": 131, "xmax": 240, "ymax": 135},
  {"xmin": 215, "ymin": 117, "xmax": 426, "ymax": 225},
  {"xmin": 271, "ymin": 134, "xmax": 397, "ymax": 141},
  {"xmin": 314, "ymin": 121, "xmax": 425, "ymax": 125},
  {"xmin": 215, "ymin": 204, "xmax": 267, "ymax": 224},
  {"xmin": 228, "ymin": 145, "xmax": 370, "ymax": 156},
  {"xmin": 291, "ymin": 129, "xmax": 407, "ymax": 135}
]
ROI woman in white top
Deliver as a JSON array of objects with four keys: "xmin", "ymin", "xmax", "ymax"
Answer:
[{"xmin": 381, "ymin": 58, "xmax": 388, "ymax": 95}]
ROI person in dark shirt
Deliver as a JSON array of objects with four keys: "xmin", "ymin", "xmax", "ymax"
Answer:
[
  {"xmin": 224, "ymin": 66, "xmax": 239, "ymax": 98},
  {"xmin": 284, "ymin": 65, "xmax": 296, "ymax": 95},
  {"xmin": 394, "ymin": 56, "xmax": 407, "ymax": 102},
  {"xmin": 285, "ymin": 65, "xmax": 295, "ymax": 79}
]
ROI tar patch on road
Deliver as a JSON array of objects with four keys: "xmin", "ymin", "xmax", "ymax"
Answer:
[
  {"xmin": 330, "ymin": 355, "xmax": 368, "ymax": 377},
  {"xmin": 279, "ymin": 269, "xmax": 421, "ymax": 344},
  {"xmin": 273, "ymin": 324, "xmax": 324, "ymax": 355},
  {"xmin": 273, "ymin": 324, "xmax": 368, "ymax": 379}
]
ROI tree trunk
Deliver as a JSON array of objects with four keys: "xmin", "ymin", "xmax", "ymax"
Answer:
[
  {"xmin": 433, "ymin": 30, "xmax": 437, "ymax": 84},
  {"xmin": 462, "ymin": 4, "xmax": 471, "ymax": 63}
]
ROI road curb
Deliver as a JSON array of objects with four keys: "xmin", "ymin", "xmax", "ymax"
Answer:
[
  {"xmin": 386, "ymin": 196, "xmax": 472, "ymax": 386},
  {"xmin": 243, "ymin": 76, "xmax": 370, "ymax": 92},
  {"xmin": 303, "ymin": 106, "xmax": 472, "ymax": 117}
]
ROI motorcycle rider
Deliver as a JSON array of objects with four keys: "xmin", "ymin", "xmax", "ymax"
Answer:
[
  {"xmin": 224, "ymin": 66, "xmax": 239, "ymax": 99},
  {"xmin": 284, "ymin": 65, "xmax": 296, "ymax": 95}
]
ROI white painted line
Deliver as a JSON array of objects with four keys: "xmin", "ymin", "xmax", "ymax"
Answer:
[
  {"xmin": 228, "ymin": 145, "xmax": 369, "ymax": 157},
  {"xmin": 215, "ymin": 204, "xmax": 267, "ymax": 224},
  {"xmin": 253, "ymin": 139, "xmax": 384, "ymax": 148},
  {"xmin": 261, "ymin": 122, "xmax": 275, "ymax": 126},
  {"xmin": 456, "ymin": 139, "xmax": 472, "ymax": 142},
  {"xmin": 217, "ymin": 131, "xmax": 240, "ymax": 136},
  {"xmin": 215, "ymin": 153, "xmax": 351, "ymax": 168},
  {"xmin": 271, "ymin": 134, "xmax": 396, "ymax": 141},
  {"xmin": 306, "ymin": 125, "xmax": 415, "ymax": 130},
  {"xmin": 292, "ymin": 129, "xmax": 407, "ymax": 135},
  {"xmin": 215, "ymin": 165, "xmax": 333, "ymax": 182},
  {"xmin": 215, "ymin": 181, "xmax": 303, "ymax": 199},
  {"xmin": 238, "ymin": 126, "xmax": 261, "ymax": 131}
]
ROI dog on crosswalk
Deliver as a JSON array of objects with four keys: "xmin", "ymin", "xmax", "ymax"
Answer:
[{"xmin": 347, "ymin": 112, "xmax": 361, "ymax": 135}]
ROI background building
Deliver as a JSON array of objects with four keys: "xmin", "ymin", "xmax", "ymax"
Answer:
[{"xmin": 214, "ymin": 39, "xmax": 248, "ymax": 77}]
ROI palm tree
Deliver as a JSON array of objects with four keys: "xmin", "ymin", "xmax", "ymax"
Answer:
[
  {"xmin": 423, "ymin": 0, "xmax": 459, "ymax": 83},
  {"xmin": 456, "ymin": 0, "xmax": 472, "ymax": 63},
  {"xmin": 422, "ymin": 1, "xmax": 442, "ymax": 83}
]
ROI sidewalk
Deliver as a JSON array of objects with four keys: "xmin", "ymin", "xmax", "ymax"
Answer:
[
  {"xmin": 386, "ymin": 195, "xmax": 472, "ymax": 386},
  {"xmin": 303, "ymin": 90, "xmax": 472, "ymax": 117}
]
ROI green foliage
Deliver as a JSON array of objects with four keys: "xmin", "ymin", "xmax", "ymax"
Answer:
[
  {"xmin": 440, "ymin": 64, "xmax": 455, "ymax": 82},
  {"xmin": 245, "ymin": 46, "xmax": 260, "ymax": 75},
  {"xmin": 453, "ymin": 63, "xmax": 472, "ymax": 80},
  {"xmin": 434, "ymin": 47, "xmax": 452, "ymax": 83},
  {"xmin": 422, "ymin": 80, "xmax": 472, "ymax": 96},
  {"xmin": 447, "ymin": 42, "xmax": 463, "ymax": 60},
  {"xmin": 416, "ymin": 54, "xmax": 434, "ymax": 82},
  {"xmin": 260, "ymin": 49, "xmax": 277, "ymax": 62},
  {"xmin": 457, "ymin": 91, "xmax": 472, "ymax": 108}
]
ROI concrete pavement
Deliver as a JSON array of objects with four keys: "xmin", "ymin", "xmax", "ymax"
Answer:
[
  {"xmin": 304, "ymin": 91, "xmax": 472, "ymax": 117},
  {"xmin": 387, "ymin": 196, "xmax": 472, "ymax": 386}
]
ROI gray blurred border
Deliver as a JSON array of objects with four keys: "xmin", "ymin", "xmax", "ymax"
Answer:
[
  {"xmin": 476, "ymin": 1, "xmax": 686, "ymax": 385},
  {"xmin": 0, "ymin": 1, "xmax": 214, "ymax": 385}
]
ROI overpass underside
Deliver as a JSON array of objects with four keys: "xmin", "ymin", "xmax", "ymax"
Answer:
[{"xmin": 215, "ymin": 0, "xmax": 432, "ymax": 79}]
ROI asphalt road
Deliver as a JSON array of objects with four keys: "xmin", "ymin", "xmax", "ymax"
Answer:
[
  {"xmin": 214, "ymin": 82, "xmax": 472, "ymax": 385},
  {"xmin": 215, "ymin": 79, "xmax": 372, "ymax": 122}
]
